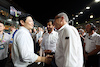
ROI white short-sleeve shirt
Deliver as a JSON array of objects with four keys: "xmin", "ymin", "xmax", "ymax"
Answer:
[
  {"xmin": 0, "ymin": 32, "xmax": 11, "ymax": 60},
  {"xmin": 84, "ymin": 32, "xmax": 100, "ymax": 53}
]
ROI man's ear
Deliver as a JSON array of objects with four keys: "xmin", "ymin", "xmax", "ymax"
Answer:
[
  {"xmin": 4, "ymin": 26, "xmax": 5, "ymax": 30},
  {"xmin": 20, "ymin": 20, "xmax": 25, "ymax": 26}
]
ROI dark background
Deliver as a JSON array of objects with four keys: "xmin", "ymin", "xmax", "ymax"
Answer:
[{"xmin": 12, "ymin": 0, "xmax": 100, "ymax": 26}]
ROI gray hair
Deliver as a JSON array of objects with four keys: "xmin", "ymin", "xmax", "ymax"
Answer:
[
  {"xmin": 79, "ymin": 29, "xmax": 85, "ymax": 33},
  {"xmin": 57, "ymin": 12, "xmax": 69, "ymax": 22}
]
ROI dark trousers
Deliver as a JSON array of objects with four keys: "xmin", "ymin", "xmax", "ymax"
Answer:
[
  {"xmin": 27, "ymin": 62, "xmax": 43, "ymax": 67},
  {"xmin": 85, "ymin": 54, "xmax": 100, "ymax": 67},
  {"xmin": 0, "ymin": 58, "xmax": 8, "ymax": 67}
]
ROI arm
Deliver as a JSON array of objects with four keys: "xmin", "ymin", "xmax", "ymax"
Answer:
[
  {"xmin": 17, "ymin": 33, "xmax": 38, "ymax": 63},
  {"xmin": 88, "ymin": 45, "xmax": 100, "ymax": 56},
  {"xmin": 35, "ymin": 56, "xmax": 52, "ymax": 64},
  {"xmin": 17, "ymin": 33, "xmax": 52, "ymax": 64},
  {"xmin": 88, "ymin": 35, "xmax": 100, "ymax": 56}
]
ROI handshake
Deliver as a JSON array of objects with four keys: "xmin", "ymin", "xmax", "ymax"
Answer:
[{"xmin": 44, "ymin": 55, "xmax": 54, "ymax": 64}]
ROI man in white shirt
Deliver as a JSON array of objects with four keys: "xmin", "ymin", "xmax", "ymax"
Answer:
[
  {"xmin": 41, "ymin": 19, "xmax": 58, "ymax": 55},
  {"xmin": 53, "ymin": 12, "xmax": 83, "ymax": 67},
  {"xmin": 11, "ymin": 14, "xmax": 52, "ymax": 67},
  {"xmin": 84, "ymin": 23, "xmax": 100, "ymax": 67},
  {"xmin": 0, "ymin": 22, "xmax": 11, "ymax": 67}
]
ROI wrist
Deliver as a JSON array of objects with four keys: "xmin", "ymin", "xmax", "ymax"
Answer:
[{"xmin": 41, "ymin": 57, "xmax": 46, "ymax": 63}]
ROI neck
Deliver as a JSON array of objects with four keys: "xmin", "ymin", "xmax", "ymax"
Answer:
[
  {"xmin": 89, "ymin": 31, "xmax": 95, "ymax": 36},
  {"xmin": 48, "ymin": 29, "xmax": 53, "ymax": 34},
  {"xmin": 0, "ymin": 31, "xmax": 3, "ymax": 34},
  {"xmin": 57, "ymin": 22, "xmax": 67, "ymax": 30}
]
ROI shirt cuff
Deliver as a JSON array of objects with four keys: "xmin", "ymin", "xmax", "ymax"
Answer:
[{"xmin": 31, "ymin": 54, "xmax": 38, "ymax": 63}]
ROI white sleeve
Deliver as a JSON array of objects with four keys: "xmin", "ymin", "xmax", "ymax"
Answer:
[
  {"xmin": 62, "ymin": 28, "xmax": 71, "ymax": 67},
  {"xmin": 16, "ymin": 33, "xmax": 38, "ymax": 63},
  {"xmin": 96, "ymin": 35, "xmax": 100, "ymax": 45},
  {"xmin": 62, "ymin": 28, "xmax": 82, "ymax": 67}
]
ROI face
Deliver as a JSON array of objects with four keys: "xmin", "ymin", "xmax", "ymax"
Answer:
[
  {"xmin": 54, "ymin": 16, "xmax": 62, "ymax": 30},
  {"xmin": 86, "ymin": 24, "xmax": 91, "ymax": 33},
  {"xmin": 21, "ymin": 16, "xmax": 34, "ymax": 30},
  {"xmin": 79, "ymin": 30, "xmax": 84, "ymax": 36},
  {"xmin": 0, "ymin": 23, "xmax": 5, "ymax": 32},
  {"xmin": 47, "ymin": 21, "xmax": 54, "ymax": 31}
]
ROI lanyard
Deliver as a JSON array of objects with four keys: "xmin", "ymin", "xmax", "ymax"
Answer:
[{"xmin": 0, "ymin": 33, "xmax": 4, "ymax": 43}]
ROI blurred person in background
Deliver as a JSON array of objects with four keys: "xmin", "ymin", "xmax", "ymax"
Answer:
[
  {"xmin": 79, "ymin": 29, "xmax": 86, "ymax": 47},
  {"xmin": 53, "ymin": 12, "xmax": 83, "ymax": 67},
  {"xmin": 35, "ymin": 27, "xmax": 44, "ymax": 55},
  {"xmin": 32, "ymin": 28, "xmax": 37, "ymax": 39},
  {"xmin": 11, "ymin": 14, "xmax": 52, "ymax": 67},
  {"xmin": 9, "ymin": 24, "xmax": 17, "ymax": 56},
  {"xmin": 10, "ymin": 24, "xmax": 16, "ymax": 37},
  {"xmin": 84, "ymin": 23, "xmax": 100, "ymax": 67},
  {"xmin": 0, "ymin": 22, "xmax": 11, "ymax": 67}
]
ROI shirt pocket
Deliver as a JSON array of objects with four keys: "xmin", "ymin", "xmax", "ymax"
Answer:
[
  {"xmin": 50, "ymin": 38, "xmax": 57, "ymax": 45},
  {"xmin": 91, "ymin": 40, "xmax": 96, "ymax": 48}
]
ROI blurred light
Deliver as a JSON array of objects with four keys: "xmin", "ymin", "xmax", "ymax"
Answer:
[
  {"xmin": 16, "ymin": 21, "xmax": 19, "ymax": 24},
  {"xmin": 96, "ymin": 21, "xmax": 100, "ymax": 23},
  {"xmin": 90, "ymin": 15, "xmax": 93, "ymax": 18},
  {"xmin": 76, "ymin": 22, "xmax": 78, "ymax": 24},
  {"xmin": 85, "ymin": 21, "xmax": 88, "ymax": 23},
  {"xmin": 79, "ymin": 12, "xmax": 83, "ymax": 14},
  {"xmin": 7, "ymin": 19, "xmax": 12, "ymax": 21},
  {"xmin": 73, "ymin": 17, "xmax": 75, "ymax": 20},
  {"xmin": 95, "ymin": 0, "xmax": 100, "ymax": 3},
  {"xmin": 72, "ymin": 14, "xmax": 74, "ymax": 16},
  {"xmin": 86, "ymin": 7, "xmax": 90, "ymax": 9},
  {"xmin": 75, "ymin": 15, "xmax": 78, "ymax": 17}
]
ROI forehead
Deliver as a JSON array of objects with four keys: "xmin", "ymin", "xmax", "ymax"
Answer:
[
  {"xmin": 86, "ymin": 24, "xmax": 91, "ymax": 28},
  {"xmin": 47, "ymin": 21, "xmax": 53, "ymax": 25},
  {"xmin": 26, "ymin": 16, "xmax": 33, "ymax": 21},
  {"xmin": 0, "ymin": 23, "xmax": 4, "ymax": 26}
]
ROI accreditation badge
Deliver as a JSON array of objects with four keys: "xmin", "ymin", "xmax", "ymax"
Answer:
[
  {"xmin": 0, "ymin": 44, "xmax": 5, "ymax": 50},
  {"xmin": 0, "ymin": 38, "xmax": 1, "ymax": 42}
]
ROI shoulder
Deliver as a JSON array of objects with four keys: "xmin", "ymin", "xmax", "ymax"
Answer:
[
  {"xmin": 15, "ymin": 29, "xmax": 29, "ymax": 39},
  {"xmin": 95, "ymin": 33, "xmax": 100, "ymax": 39},
  {"xmin": 63, "ymin": 25, "xmax": 75, "ymax": 34},
  {"xmin": 53, "ymin": 31, "xmax": 58, "ymax": 35},
  {"xmin": 4, "ymin": 32, "xmax": 11, "ymax": 40},
  {"xmin": 4, "ymin": 32, "xmax": 10, "ymax": 37}
]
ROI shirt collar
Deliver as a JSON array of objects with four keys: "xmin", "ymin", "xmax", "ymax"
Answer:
[
  {"xmin": 46, "ymin": 30, "xmax": 55, "ymax": 34},
  {"xmin": 87, "ymin": 32, "xmax": 97, "ymax": 38},
  {"xmin": 19, "ymin": 26, "xmax": 29, "ymax": 33},
  {"xmin": 58, "ymin": 23, "xmax": 69, "ymax": 31},
  {"xmin": 91, "ymin": 32, "xmax": 97, "ymax": 37}
]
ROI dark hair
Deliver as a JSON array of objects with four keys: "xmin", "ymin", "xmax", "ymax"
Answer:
[
  {"xmin": 89, "ymin": 23, "xmax": 96, "ymax": 31},
  {"xmin": 0, "ymin": 21, "xmax": 4, "ymax": 25},
  {"xmin": 47, "ymin": 19, "xmax": 54, "ymax": 25},
  {"xmin": 18, "ymin": 13, "xmax": 33, "ymax": 26}
]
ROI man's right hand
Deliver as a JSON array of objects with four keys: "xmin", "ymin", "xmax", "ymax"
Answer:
[{"xmin": 45, "ymin": 56, "xmax": 52, "ymax": 64}]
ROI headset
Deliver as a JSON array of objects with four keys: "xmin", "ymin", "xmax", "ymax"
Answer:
[{"xmin": 89, "ymin": 23, "xmax": 96, "ymax": 31}]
